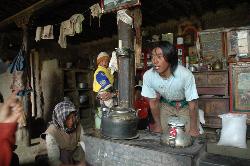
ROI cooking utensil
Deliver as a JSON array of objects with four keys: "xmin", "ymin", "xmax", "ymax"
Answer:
[
  {"xmin": 79, "ymin": 95, "xmax": 88, "ymax": 104},
  {"xmin": 212, "ymin": 60, "xmax": 223, "ymax": 70},
  {"xmin": 161, "ymin": 115, "xmax": 193, "ymax": 147},
  {"xmin": 189, "ymin": 65, "xmax": 197, "ymax": 72},
  {"xmin": 101, "ymin": 106, "xmax": 138, "ymax": 139},
  {"xmin": 78, "ymin": 82, "xmax": 88, "ymax": 89},
  {"xmin": 66, "ymin": 62, "xmax": 72, "ymax": 68}
]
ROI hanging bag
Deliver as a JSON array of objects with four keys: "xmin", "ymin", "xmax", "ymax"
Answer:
[
  {"xmin": 9, "ymin": 48, "xmax": 32, "ymax": 127},
  {"xmin": 9, "ymin": 49, "xmax": 32, "ymax": 96}
]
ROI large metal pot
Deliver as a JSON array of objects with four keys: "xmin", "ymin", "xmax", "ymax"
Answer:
[
  {"xmin": 101, "ymin": 106, "xmax": 138, "ymax": 139},
  {"xmin": 161, "ymin": 116, "xmax": 192, "ymax": 147}
]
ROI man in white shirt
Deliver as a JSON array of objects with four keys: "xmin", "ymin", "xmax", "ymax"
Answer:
[{"xmin": 141, "ymin": 41, "xmax": 199, "ymax": 137}]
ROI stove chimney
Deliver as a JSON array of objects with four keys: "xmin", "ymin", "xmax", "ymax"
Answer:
[{"xmin": 116, "ymin": 9, "xmax": 135, "ymax": 108}]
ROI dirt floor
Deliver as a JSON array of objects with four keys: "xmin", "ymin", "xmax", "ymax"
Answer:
[{"xmin": 15, "ymin": 138, "xmax": 45, "ymax": 166}]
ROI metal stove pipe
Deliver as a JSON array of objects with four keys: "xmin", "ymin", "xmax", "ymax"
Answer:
[
  {"xmin": 101, "ymin": 9, "xmax": 137, "ymax": 139},
  {"xmin": 116, "ymin": 9, "xmax": 134, "ymax": 108}
]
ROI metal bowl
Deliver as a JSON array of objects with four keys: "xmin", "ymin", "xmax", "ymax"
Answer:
[
  {"xmin": 79, "ymin": 82, "xmax": 88, "ymax": 89},
  {"xmin": 189, "ymin": 65, "xmax": 197, "ymax": 72},
  {"xmin": 79, "ymin": 95, "xmax": 88, "ymax": 104}
]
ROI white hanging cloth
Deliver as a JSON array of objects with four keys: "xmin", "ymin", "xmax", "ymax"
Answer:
[
  {"xmin": 41, "ymin": 25, "xmax": 54, "ymax": 39},
  {"xmin": 109, "ymin": 51, "xmax": 118, "ymax": 74},
  {"xmin": 70, "ymin": 14, "xmax": 85, "ymax": 34},
  {"xmin": 90, "ymin": 3, "xmax": 102, "ymax": 27},
  {"xmin": 35, "ymin": 27, "xmax": 42, "ymax": 42},
  {"xmin": 58, "ymin": 14, "xmax": 84, "ymax": 48}
]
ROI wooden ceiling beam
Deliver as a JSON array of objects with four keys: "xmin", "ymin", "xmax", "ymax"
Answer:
[
  {"xmin": 19, "ymin": 0, "xmax": 34, "ymax": 7},
  {"xmin": 0, "ymin": 0, "xmax": 68, "ymax": 29}
]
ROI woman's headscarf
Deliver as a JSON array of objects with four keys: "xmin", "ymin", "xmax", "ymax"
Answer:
[{"xmin": 51, "ymin": 100, "xmax": 79, "ymax": 133}]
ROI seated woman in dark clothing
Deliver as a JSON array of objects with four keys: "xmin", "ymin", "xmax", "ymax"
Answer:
[{"xmin": 42, "ymin": 99, "xmax": 86, "ymax": 166}]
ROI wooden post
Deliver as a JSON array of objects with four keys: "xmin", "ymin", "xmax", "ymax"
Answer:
[{"xmin": 15, "ymin": 17, "xmax": 31, "ymax": 147}]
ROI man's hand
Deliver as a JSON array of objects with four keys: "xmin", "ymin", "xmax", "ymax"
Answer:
[
  {"xmin": 188, "ymin": 100, "xmax": 199, "ymax": 137},
  {"xmin": 148, "ymin": 98, "xmax": 162, "ymax": 133},
  {"xmin": 0, "ymin": 92, "xmax": 23, "ymax": 123}
]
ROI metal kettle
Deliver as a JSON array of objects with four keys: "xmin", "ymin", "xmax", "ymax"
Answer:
[
  {"xmin": 101, "ymin": 106, "xmax": 138, "ymax": 139},
  {"xmin": 161, "ymin": 116, "xmax": 193, "ymax": 147}
]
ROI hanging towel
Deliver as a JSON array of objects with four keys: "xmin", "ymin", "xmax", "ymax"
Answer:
[
  {"xmin": 90, "ymin": 4, "xmax": 102, "ymax": 18},
  {"xmin": 35, "ymin": 27, "xmax": 42, "ymax": 42},
  {"xmin": 70, "ymin": 14, "xmax": 84, "ymax": 34},
  {"xmin": 90, "ymin": 3, "xmax": 102, "ymax": 26},
  {"xmin": 41, "ymin": 25, "xmax": 54, "ymax": 39},
  {"xmin": 58, "ymin": 20, "xmax": 74, "ymax": 48},
  {"xmin": 58, "ymin": 14, "xmax": 84, "ymax": 48},
  {"xmin": 109, "ymin": 51, "xmax": 118, "ymax": 74}
]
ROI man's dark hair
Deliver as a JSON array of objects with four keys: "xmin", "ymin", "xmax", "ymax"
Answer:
[{"xmin": 152, "ymin": 41, "xmax": 178, "ymax": 74}]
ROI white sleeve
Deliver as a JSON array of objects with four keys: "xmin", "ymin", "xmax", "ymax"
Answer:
[
  {"xmin": 79, "ymin": 125, "xmax": 86, "ymax": 152},
  {"xmin": 46, "ymin": 134, "xmax": 62, "ymax": 166},
  {"xmin": 141, "ymin": 71, "xmax": 157, "ymax": 99},
  {"xmin": 184, "ymin": 74, "xmax": 199, "ymax": 101}
]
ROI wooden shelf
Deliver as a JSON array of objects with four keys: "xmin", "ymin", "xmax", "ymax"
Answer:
[
  {"xmin": 192, "ymin": 69, "xmax": 228, "ymax": 73},
  {"xmin": 62, "ymin": 68, "xmax": 93, "ymax": 72},
  {"xmin": 199, "ymin": 95, "xmax": 229, "ymax": 99},
  {"xmin": 64, "ymin": 88, "xmax": 76, "ymax": 91},
  {"xmin": 79, "ymin": 105, "xmax": 91, "ymax": 109},
  {"xmin": 77, "ymin": 88, "xmax": 91, "ymax": 91},
  {"xmin": 62, "ymin": 67, "xmax": 95, "ymax": 122},
  {"xmin": 194, "ymin": 70, "xmax": 229, "ymax": 128}
]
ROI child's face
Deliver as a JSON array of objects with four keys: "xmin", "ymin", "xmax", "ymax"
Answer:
[
  {"xmin": 65, "ymin": 112, "xmax": 76, "ymax": 129},
  {"xmin": 99, "ymin": 58, "xmax": 109, "ymax": 68},
  {"xmin": 134, "ymin": 90, "xmax": 142, "ymax": 100}
]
